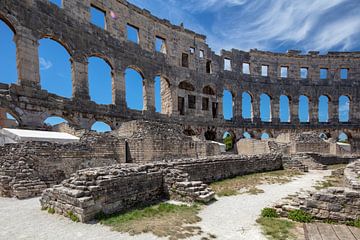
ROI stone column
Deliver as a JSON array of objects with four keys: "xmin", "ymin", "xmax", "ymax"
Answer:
[
  {"xmin": 271, "ymin": 96, "xmax": 280, "ymax": 124},
  {"xmin": 349, "ymin": 98, "xmax": 358, "ymax": 123},
  {"xmin": 310, "ymin": 99, "xmax": 318, "ymax": 124},
  {"xmin": 233, "ymin": 93, "xmax": 243, "ymax": 122},
  {"xmin": 143, "ymin": 78, "xmax": 155, "ymax": 112},
  {"xmin": 329, "ymin": 99, "xmax": 339, "ymax": 124},
  {"xmin": 290, "ymin": 98, "xmax": 299, "ymax": 124},
  {"xmin": 14, "ymin": 28, "xmax": 40, "ymax": 88},
  {"xmin": 252, "ymin": 94, "xmax": 260, "ymax": 123},
  {"xmin": 112, "ymin": 70, "xmax": 126, "ymax": 111},
  {"xmin": 217, "ymin": 93, "xmax": 223, "ymax": 120},
  {"xmin": 71, "ymin": 58, "xmax": 90, "ymax": 100}
]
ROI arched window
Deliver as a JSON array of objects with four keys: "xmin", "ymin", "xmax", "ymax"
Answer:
[
  {"xmin": 203, "ymin": 86, "xmax": 215, "ymax": 95},
  {"xmin": 243, "ymin": 132, "xmax": 252, "ymax": 139},
  {"xmin": 260, "ymin": 93, "xmax": 271, "ymax": 122},
  {"xmin": 91, "ymin": 121, "xmax": 111, "ymax": 133},
  {"xmin": 337, "ymin": 132, "xmax": 349, "ymax": 143},
  {"xmin": 299, "ymin": 95, "xmax": 309, "ymax": 123},
  {"xmin": 0, "ymin": 109, "xmax": 19, "ymax": 128},
  {"xmin": 88, "ymin": 57, "xmax": 112, "ymax": 104},
  {"xmin": 223, "ymin": 90, "xmax": 233, "ymax": 120},
  {"xmin": 125, "ymin": 68, "xmax": 144, "ymax": 110},
  {"xmin": 339, "ymin": 96, "xmax": 350, "ymax": 122},
  {"xmin": 223, "ymin": 131, "xmax": 235, "ymax": 151},
  {"xmin": 242, "ymin": 92, "xmax": 253, "ymax": 120},
  {"xmin": 280, "ymin": 95, "xmax": 290, "ymax": 123},
  {"xmin": 318, "ymin": 95, "xmax": 329, "ymax": 122},
  {"xmin": 179, "ymin": 81, "xmax": 195, "ymax": 91},
  {"xmin": 39, "ymin": 38, "xmax": 72, "ymax": 98},
  {"xmin": 261, "ymin": 133, "xmax": 270, "ymax": 140},
  {"xmin": 44, "ymin": 116, "xmax": 68, "ymax": 126},
  {"xmin": 155, "ymin": 76, "xmax": 172, "ymax": 114},
  {"xmin": 0, "ymin": 20, "xmax": 17, "ymax": 84}
]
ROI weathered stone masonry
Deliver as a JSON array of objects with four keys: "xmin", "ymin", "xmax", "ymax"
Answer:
[
  {"xmin": 40, "ymin": 154, "xmax": 283, "ymax": 222},
  {"xmin": 0, "ymin": 0, "xmax": 359, "ymax": 142}
]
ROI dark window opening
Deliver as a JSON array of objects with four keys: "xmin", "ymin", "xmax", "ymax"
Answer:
[
  {"xmin": 182, "ymin": 53, "xmax": 189, "ymax": 68},
  {"xmin": 212, "ymin": 102, "xmax": 218, "ymax": 119},
  {"xmin": 202, "ymin": 97, "xmax": 209, "ymax": 111},
  {"xmin": 179, "ymin": 81, "xmax": 195, "ymax": 91},
  {"xmin": 188, "ymin": 95, "xmax": 196, "ymax": 109},
  {"xmin": 206, "ymin": 60, "xmax": 212, "ymax": 73},
  {"xmin": 203, "ymin": 86, "xmax": 215, "ymax": 95},
  {"xmin": 178, "ymin": 97, "xmax": 185, "ymax": 115}
]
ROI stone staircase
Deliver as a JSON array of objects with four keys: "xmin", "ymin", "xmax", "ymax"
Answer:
[
  {"xmin": 174, "ymin": 181, "xmax": 215, "ymax": 203},
  {"xmin": 292, "ymin": 154, "xmax": 327, "ymax": 170}
]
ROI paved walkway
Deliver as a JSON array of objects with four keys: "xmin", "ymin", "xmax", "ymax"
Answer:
[
  {"xmin": 0, "ymin": 170, "xmax": 331, "ymax": 240},
  {"xmin": 305, "ymin": 223, "xmax": 360, "ymax": 240}
]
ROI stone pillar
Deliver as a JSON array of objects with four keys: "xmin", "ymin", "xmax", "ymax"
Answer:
[
  {"xmin": 310, "ymin": 99, "xmax": 318, "ymax": 124},
  {"xmin": 143, "ymin": 78, "xmax": 155, "ymax": 112},
  {"xmin": 252, "ymin": 95, "xmax": 260, "ymax": 123},
  {"xmin": 272, "ymin": 96, "xmax": 280, "ymax": 124},
  {"xmin": 217, "ymin": 94, "xmax": 223, "ymax": 120},
  {"xmin": 329, "ymin": 99, "xmax": 339, "ymax": 124},
  {"xmin": 71, "ymin": 59, "xmax": 90, "ymax": 100},
  {"xmin": 0, "ymin": 108, "xmax": 6, "ymax": 128},
  {"xmin": 112, "ymin": 70, "xmax": 126, "ymax": 111},
  {"xmin": 290, "ymin": 99, "xmax": 299, "ymax": 123},
  {"xmin": 14, "ymin": 28, "xmax": 40, "ymax": 88},
  {"xmin": 349, "ymin": 98, "xmax": 358, "ymax": 123},
  {"xmin": 233, "ymin": 93, "xmax": 243, "ymax": 122}
]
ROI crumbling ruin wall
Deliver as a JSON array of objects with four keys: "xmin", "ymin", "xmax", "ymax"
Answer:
[
  {"xmin": 0, "ymin": 133, "xmax": 126, "ymax": 198},
  {"xmin": 291, "ymin": 132, "xmax": 331, "ymax": 154},
  {"xmin": 275, "ymin": 160, "xmax": 360, "ymax": 222},
  {"xmin": 40, "ymin": 154, "xmax": 283, "ymax": 222},
  {"xmin": 116, "ymin": 121, "xmax": 221, "ymax": 163}
]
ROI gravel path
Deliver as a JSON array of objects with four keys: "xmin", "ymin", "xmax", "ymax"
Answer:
[
  {"xmin": 191, "ymin": 170, "xmax": 331, "ymax": 240},
  {"xmin": 0, "ymin": 170, "xmax": 330, "ymax": 240}
]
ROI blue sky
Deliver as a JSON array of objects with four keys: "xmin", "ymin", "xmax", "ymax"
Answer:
[{"xmin": 0, "ymin": 0, "xmax": 357, "ymax": 135}]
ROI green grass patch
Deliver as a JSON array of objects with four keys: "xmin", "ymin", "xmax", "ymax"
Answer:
[
  {"xmin": 261, "ymin": 208, "xmax": 279, "ymax": 218},
  {"xmin": 97, "ymin": 203, "xmax": 203, "ymax": 239},
  {"xmin": 257, "ymin": 217, "xmax": 296, "ymax": 240},
  {"xmin": 346, "ymin": 218, "xmax": 360, "ymax": 228},
  {"xmin": 47, "ymin": 208, "xmax": 55, "ymax": 214},
  {"xmin": 210, "ymin": 170, "xmax": 303, "ymax": 197},
  {"xmin": 67, "ymin": 211, "xmax": 79, "ymax": 222},
  {"xmin": 288, "ymin": 210, "xmax": 313, "ymax": 223}
]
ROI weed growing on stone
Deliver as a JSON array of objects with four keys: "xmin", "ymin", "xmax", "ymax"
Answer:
[
  {"xmin": 287, "ymin": 210, "xmax": 313, "ymax": 223},
  {"xmin": 346, "ymin": 218, "xmax": 360, "ymax": 228},
  {"xmin": 47, "ymin": 208, "xmax": 55, "ymax": 214},
  {"xmin": 67, "ymin": 211, "xmax": 79, "ymax": 222},
  {"xmin": 261, "ymin": 208, "xmax": 279, "ymax": 218},
  {"xmin": 97, "ymin": 203, "xmax": 203, "ymax": 239}
]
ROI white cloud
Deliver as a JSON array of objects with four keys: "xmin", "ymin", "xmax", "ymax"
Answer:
[
  {"xmin": 129, "ymin": 0, "xmax": 360, "ymax": 53},
  {"xmin": 39, "ymin": 57, "xmax": 53, "ymax": 71}
]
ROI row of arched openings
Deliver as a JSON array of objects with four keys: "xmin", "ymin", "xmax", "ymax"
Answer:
[
  {"xmin": 223, "ymin": 92, "xmax": 350, "ymax": 123},
  {"xmin": 0, "ymin": 20, "xmax": 172, "ymax": 114}
]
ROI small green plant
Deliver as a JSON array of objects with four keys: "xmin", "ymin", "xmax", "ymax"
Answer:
[
  {"xmin": 346, "ymin": 218, "xmax": 360, "ymax": 228},
  {"xmin": 261, "ymin": 208, "xmax": 279, "ymax": 218},
  {"xmin": 288, "ymin": 210, "xmax": 313, "ymax": 223},
  {"xmin": 67, "ymin": 211, "xmax": 79, "ymax": 222},
  {"xmin": 47, "ymin": 208, "xmax": 55, "ymax": 214}
]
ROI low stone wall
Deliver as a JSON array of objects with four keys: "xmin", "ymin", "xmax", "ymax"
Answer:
[
  {"xmin": 40, "ymin": 154, "xmax": 283, "ymax": 222},
  {"xmin": 344, "ymin": 160, "xmax": 360, "ymax": 190},
  {"xmin": 0, "ymin": 133, "xmax": 125, "ymax": 198},
  {"xmin": 275, "ymin": 160, "xmax": 360, "ymax": 222},
  {"xmin": 236, "ymin": 139, "xmax": 271, "ymax": 155}
]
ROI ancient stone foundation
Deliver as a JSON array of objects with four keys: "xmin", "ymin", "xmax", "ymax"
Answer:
[
  {"xmin": 276, "ymin": 160, "xmax": 360, "ymax": 222},
  {"xmin": 40, "ymin": 154, "xmax": 282, "ymax": 222}
]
